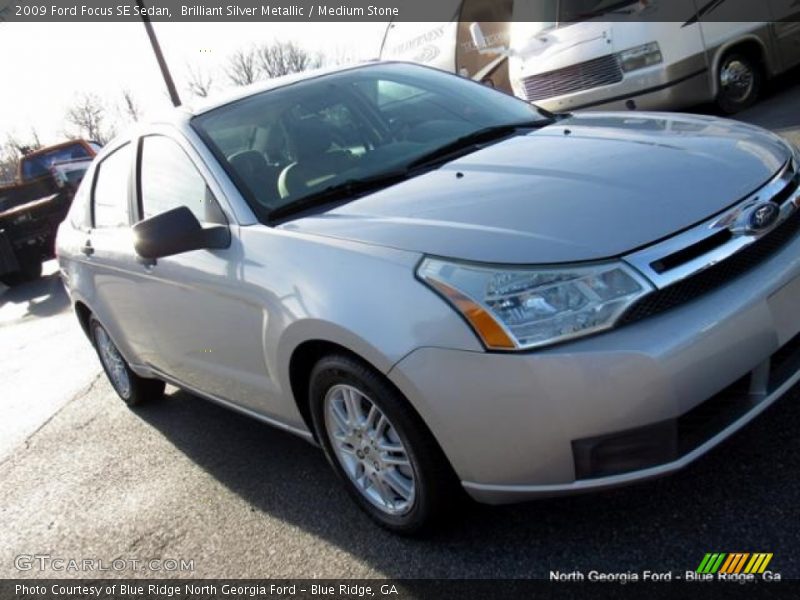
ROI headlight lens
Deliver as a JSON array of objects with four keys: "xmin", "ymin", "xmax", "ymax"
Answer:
[
  {"xmin": 618, "ymin": 42, "xmax": 663, "ymax": 73},
  {"xmin": 418, "ymin": 258, "xmax": 654, "ymax": 350}
]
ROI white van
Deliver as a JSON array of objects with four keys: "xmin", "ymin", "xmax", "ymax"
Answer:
[{"xmin": 478, "ymin": 0, "xmax": 800, "ymax": 113}]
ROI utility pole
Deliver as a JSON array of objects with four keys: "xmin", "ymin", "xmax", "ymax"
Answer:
[{"xmin": 136, "ymin": 0, "xmax": 182, "ymax": 107}]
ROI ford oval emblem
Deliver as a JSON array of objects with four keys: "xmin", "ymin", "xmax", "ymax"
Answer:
[{"xmin": 747, "ymin": 202, "xmax": 780, "ymax": 233}]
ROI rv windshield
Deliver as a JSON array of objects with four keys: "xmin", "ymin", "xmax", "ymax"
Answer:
[{"xmin": 514, "ymin": 0, "xmax": 643, "ymax": 31}]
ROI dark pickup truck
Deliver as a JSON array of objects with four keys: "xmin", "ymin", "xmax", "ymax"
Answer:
[{"xmin": 0, "ymin": 140, "xmax": 100, "ymax": 282}]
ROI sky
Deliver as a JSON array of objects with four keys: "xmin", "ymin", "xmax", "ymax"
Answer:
[{"xmin": 0, "ymin": 22, "xmax": 387, "ymax": 144}]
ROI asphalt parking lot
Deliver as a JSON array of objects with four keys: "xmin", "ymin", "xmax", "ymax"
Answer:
[{"xmin": 1, "ymin": 75, "xmax": 799, "ymax": 580}]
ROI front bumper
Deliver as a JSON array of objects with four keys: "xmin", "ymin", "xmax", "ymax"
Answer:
[
  {"xmin": 516, "ymin": 55, "xmax": 711, "ymax": 113},
  {"xmin": 388, "ymin": 229, "xmax": 800, "ymax": 504}
]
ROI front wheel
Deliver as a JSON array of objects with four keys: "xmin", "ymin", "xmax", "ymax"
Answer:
[
  {"xmin": 0, "ymin": 261, "xmax": 42, "ymax": 285},
  {"xmin": 90, "ymin": 317, "xmax": 165, "ymax": 406},
  {"xmin": 716, "ymin": 52, "xmax": 763, "ymax": 114},
  {"xmin": 19, "ymin": 260, "xmax": 43, "ymax": 281},
  {"xmin": 309, "ymin": 354, "xmax": 457, "ymax": 534}
]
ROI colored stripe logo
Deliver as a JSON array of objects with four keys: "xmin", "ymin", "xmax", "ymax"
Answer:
[{"xmin": 697, "ymin": 553, "xmax": 773, "ymax": 574}]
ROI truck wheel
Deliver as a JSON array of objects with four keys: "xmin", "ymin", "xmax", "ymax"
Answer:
[
  {"xmin": 0, "ymin": 262, "xmax": 42, "ymax": 285},
  {"xmin": 19, "ymin": 261, "xmax": 43, "ymax": 281},
  {"xmin": 716, "ymin": 52, "xmax": 763, "ymax": 114},
  {"xmin": 309, "ymin": 353, "xmax": 458, "ymax": 535},
  {"xmin": 90, "ymin": 317, "xmax": 165, "ymax": 406}
]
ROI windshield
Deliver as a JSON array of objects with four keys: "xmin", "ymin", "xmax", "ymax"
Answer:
[
  {"xmin": 192, "ymin": 62, "xmax": 548, "ymax": 222},
  {"xmin": 513, "ymin": 0, "xmax": 644, "ymax": 32},
  {"xmin": 21, "ymin": 143, "xmax": 91, "ymax": 180}
]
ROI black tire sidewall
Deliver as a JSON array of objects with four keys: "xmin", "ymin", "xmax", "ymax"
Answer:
[
  {"xmin": 0, "ymin": 261, "xmax": 42, "ymax": 285},
  {"xmin": 717, "ymin": 53, "xmax": 762, "ymax": 114},
  {"xmin": 20, "ymin": 261, "xmax": 43, "ymax": 281},
  {"xmin": 308, "ymin": 354, "xmax": 445, "ymax": 534},
  {"xmin": 90, "ymin": 317, "xmax": 164, "ymax": 406}
]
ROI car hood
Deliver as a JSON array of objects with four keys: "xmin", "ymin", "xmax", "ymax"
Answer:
[{"xmin": 280, "ymin": 112, "xmax": 792, "ymax": 264}]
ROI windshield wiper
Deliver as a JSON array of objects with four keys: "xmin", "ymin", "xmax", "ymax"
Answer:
[
  {"xmin": 406, "ymin": 119, "xmax": 553, "ymax": 171},
  {"xmin": 268, "ymin": 168, "xmax": 411, "ymax": 222}
]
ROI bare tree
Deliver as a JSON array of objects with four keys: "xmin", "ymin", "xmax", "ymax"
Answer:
[
  {"xmin": 7, "ymin": 131, "xmax": 42, "ymax": 156},
  {"xmin": 120, "ymin": 89, "xmax": 142, "ymax": 122},
  {"xmin": 0, "ymin": 151, "xmax": 17, "ymax": 184},
  {"xmin": 186, "ymin": 65, "xmax": 214, "ymax": 98},
  {"xmin": 320, "ymin": 45, "xmax": 361, "ymax": 68},
  {"xmin": 65, "ymin": 93, "xmax": 115, "ymax": 144},
  {"xmin": 0, "ymin": 132, "xmax": 43, "ymax": 183},
  {"xmin": 0, "ymin": 140, "xmax": 22, "ymax": 184},
  {"xmin": 256, "ymin": 40, "xmax": 320, "ymax": 79},
  {"xmin": 29, "ymin": 128, "xmax": 42, "ymax": 150},
  {"xmin": 226, "ymin": 47, "xmax": 259, "ymax": 86}
]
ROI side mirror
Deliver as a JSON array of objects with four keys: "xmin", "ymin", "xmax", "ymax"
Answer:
[
  {"xmin": 469, "ymin": 22, "xmax": 514, "ymax": 58},
  {"xmin": 133, "ymin": 206, "xmax": 230, "ymax": 260},
  {"xmin": 470, "ymin": 22, "xmax": 488, "ymax": 51}
]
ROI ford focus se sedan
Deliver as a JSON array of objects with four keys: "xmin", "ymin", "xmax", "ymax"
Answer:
[{"xmin": 57, "ymin": 61, "xmax": 800, "ymax": 533}]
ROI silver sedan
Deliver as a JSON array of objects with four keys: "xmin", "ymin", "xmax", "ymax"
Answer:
[{"xmin": 57, "ymin": 61, "xmax": 800, "ymax": 533}]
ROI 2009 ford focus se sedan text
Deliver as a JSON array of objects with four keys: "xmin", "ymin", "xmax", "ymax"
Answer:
[{"xmin": 57, "ymin": 62, "xmax": 800, "ymax": 533}]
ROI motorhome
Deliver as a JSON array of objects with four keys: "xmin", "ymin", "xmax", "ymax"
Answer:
[
  {"xmin": 379, "ymin": 0, "xmax": 514, "ymax": 92},
  {"xmin": 473, "ymin": 0, "xmax": 800, "ymax": 113}
]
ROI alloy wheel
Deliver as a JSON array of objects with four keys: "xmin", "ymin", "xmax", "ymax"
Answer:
[{"xmin": 323, "ymin": 384, "xmax": 416, "ymax": 515}]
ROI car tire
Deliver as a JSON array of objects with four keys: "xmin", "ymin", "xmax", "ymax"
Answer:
[
  {"xmin": 716, "ymin": 52, "xmax": 763, "ymax": 114},
  {"xmin": 309, "ymin": 353, "xmax": 458, "ymax": 535},
  {"xmin": 19, "ymin": 261, "xmax": 43, "ymax": 281},
  {"xmin": 90, "ymin": 317, "xmax": 165, "ymax": 406},
  {"xmin": 0, "ymin": 261, "xmax": 42, "ymax": 286}
]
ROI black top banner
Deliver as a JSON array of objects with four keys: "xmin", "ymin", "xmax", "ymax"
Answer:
[{"xmin": 0, "ymin": 0, "xmax": 798, "ymax": 23}]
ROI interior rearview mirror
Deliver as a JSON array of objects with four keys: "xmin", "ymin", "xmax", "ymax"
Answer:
[{"xmin": 133, "ymin": 206, "xmax": 230, "ymax": 260}]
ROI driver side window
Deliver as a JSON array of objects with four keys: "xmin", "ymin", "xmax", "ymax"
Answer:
[{"xmin": 138, "ymin": 136, "xmax": 225, "ymax": 224}]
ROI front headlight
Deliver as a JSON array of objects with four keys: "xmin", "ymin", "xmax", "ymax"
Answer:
[
  {"xmin": 618, "ymin": 42, "xmax": 663, "ymax": 73},
  {"xmin": 418, "ymin": 258, "xmax": 654, "ymax": 351}
]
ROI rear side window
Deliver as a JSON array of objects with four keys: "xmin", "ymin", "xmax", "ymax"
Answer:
[
  {"xmin": 139, "ymin": 136, "xmax": 223, "ymax": 224},
  {"xmin": 92, "ymin": 144, "xmax": 132, "ymax": 229}
]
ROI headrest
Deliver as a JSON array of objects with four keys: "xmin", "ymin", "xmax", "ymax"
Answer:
[
  {"xmin": 289, "ymin": 117, "xmax": 334, "ymax": 160},
  {"xmin": 265, "ymin": 125, "xmax": 286, "ymax": 156},
  {"xmin": 228, "ymin": 150, "xmax": 269, "ymax": 177}
]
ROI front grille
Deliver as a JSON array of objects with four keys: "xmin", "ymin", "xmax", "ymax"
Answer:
[
  {"xmin": 521, "ymin": 54, "xmax": 623, "ymax": 102},
  {"xmin": 620, "ymin": 205, "xmax": 800, "ymax": 325},
  {"xmin": 773, "ymin": 172, "xmax": 799, "ymax": 205}
]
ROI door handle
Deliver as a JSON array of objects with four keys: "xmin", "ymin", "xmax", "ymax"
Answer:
[{"xmin": 80, "ymin": 241, "xmax": 94, "ymax": 256}]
